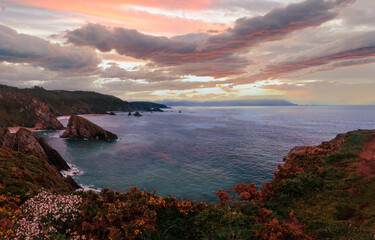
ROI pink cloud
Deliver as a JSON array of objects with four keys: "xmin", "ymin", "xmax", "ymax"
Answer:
[{"xmin": 12, "ymin": 0, "xmax": 226, "ymax": 35}]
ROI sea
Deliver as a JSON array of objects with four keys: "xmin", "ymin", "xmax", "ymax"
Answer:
[{"xmin": 38, "ymin": 105, "xmax": 375, "ymax": 203}]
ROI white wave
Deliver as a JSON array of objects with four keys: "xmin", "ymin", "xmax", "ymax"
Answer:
[
  {"xmin": 77, "ymin": 184, "xmax": 102, "ymax": 193},
  {"xmin": 60, "ymin": 163, "xmax": 84, "ymax": 178},
  {"xmin": 60, "ymin": 163, "xmax": 101, "ymax": 193}
]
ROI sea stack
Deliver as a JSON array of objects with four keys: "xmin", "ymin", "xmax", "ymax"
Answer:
[{"xmin": 61, "ymin": 115, "xmax": 118, "ymax": 141}]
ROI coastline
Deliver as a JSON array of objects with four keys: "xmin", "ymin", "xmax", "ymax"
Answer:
[
  {"xmin": 8, "ymin": 126, "xmax": 45, "ymax": 134},
  {"xmin": 57, "ymin": 113, "xmax": 106, "ymax": 120},
  {"xmin": 8, "ymin": 114, "xmax": 108, "ymax": 133}
]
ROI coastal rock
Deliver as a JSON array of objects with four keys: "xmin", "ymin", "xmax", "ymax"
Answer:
[
  {"xmin": 61, "ymin": 115, "xmax": 118, "ymax": 141},
  {"xmin": 0, "ymin": 128, "xmax": 70, "ymax": 171},
  {"xmin": 283, "ymin": 135, "xmax": 346, "ymax": 162},
  {"xmin": 0, "ymin": 87, "xmax": 64, "ymax": 130},
  {"xmin": 133, "ymin": 111, "xmax": 142, "ymax": 117},
  {"xmin": 29, "ymin": 97, "xmax": 64, "ymax": 130},
  {"xmin": 64, "ymin": 176, "xmax": 81, "ymax": 189},
  {"xmin": 0, "ymin": 128, "xmax": 14, "ymax": 148}
]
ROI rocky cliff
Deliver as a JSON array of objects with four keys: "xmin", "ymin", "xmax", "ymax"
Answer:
[
  {"xmin": 61, "ymin": 115, "xmax": 118, "ymax": 141},
  {"xmin": 0, "ymin": 87, "xmax": 64, "ymax": 130},
  {"xmin": 0, "ymin": 128, "xmax": 69, "ymax": 171}
]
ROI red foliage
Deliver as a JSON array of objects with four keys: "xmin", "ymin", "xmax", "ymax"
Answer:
[
  {"xmin": 215, "ymin": 189, "xmax": 231, "ymax": 207},
  {"xmin": 257, "ymin": 208, "xmax": 273, "ymax": 223},
  {"xmin": 255, "ymin": 211, "xmax": 311, "ymax": 240},
  {"xmin": 233, "ymin": 182, "xmax": 261, "ymax": 202}
]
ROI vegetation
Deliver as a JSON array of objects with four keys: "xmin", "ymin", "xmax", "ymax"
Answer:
[
  {"xmin": 23, "ymin": 86, "xmax": 132, "ymax": 115},
  {"xmin": 0, "ymin": 85, "xmax": 167, "ymax": 128},
  {"xmin": 2, "ymin": 130, "xmax": 375, "ymax": 239}
]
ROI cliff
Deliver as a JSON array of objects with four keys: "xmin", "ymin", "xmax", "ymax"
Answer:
[
  {"xmin": 0, "ymin": 85, "xmax": 167, "ymax": 129},
  {"xmin": 0, "ymin": 128, "xmax": 70, "ymax": 171},
  {"xmin": 2, "ymin": 129, "xmax": 375, "ymax": 239},
  {"xmin": 61, "ymin": 115, "xmax": 118, "ymax": 141},
  {"xmin": 24, "ymin": 86, "xmax": 132, "ymax": 115},
  {"xmin": 0, "ymin": 86, "xmax": 63, "ymax": 130}
]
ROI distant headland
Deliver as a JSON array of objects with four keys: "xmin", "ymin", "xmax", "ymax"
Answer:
[
  {"xmin": 160, "ymin": 99, "xmax": 297, "ymax": 107},
  {"xmin": 0, "ymin": 85, "xmax": 167, "ymax": 130}
]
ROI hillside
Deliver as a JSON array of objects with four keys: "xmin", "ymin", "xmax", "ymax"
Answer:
[
  {"xmin": 0, "ymin": 86, "xmax": 64, "ymax": 129},
  {"xmin": 2, "ymin": 129, "xmax": 375, "ymax": 239},
  {"xmin": 22, "ymin": 86, "xmax": 132, "ymax": 116},
  {"xmin": 0, "ymin": 85, "xmax": 167, "ymax": 129}
]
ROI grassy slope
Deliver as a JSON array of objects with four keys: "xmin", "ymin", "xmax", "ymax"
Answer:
[
  {"xmin": 283, "ymin": 131, "xmax": 375, "ymax": 239},
  {"xmin": 0, "ymin": 146, "xmax": 73, "ymax": 198},
  {"xmin": 0, "ymin": 146, "xmax": 73, "ymax": 237}
]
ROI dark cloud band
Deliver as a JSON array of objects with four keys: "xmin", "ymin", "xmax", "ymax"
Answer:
[{"xmin": 0, "ymin": 25, "xmax": 100, "ymax": 73}]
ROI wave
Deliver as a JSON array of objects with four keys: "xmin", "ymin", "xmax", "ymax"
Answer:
[
  {"xmin": 60, "ymin": 163, "xmax": 84, "ymax": 178},
  {"xmin": 60, "ymin": 163, "xmax": 101, "ymax": 193},
  {"xmin": 77, "ymin": 184, "xmax": 102, "ymax": 193}
]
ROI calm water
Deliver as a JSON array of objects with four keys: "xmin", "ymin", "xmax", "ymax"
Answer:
[{"xmin": 39, "ymin": 106, "xmax": 375, "ymax": 203}]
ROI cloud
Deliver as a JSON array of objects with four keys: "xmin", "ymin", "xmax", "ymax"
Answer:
[
  {"xmin": 66, "ymin": 0, "xmax": 351, "ymax": 67},
  {"xmin": 0, "ymin": 24, "xmax": 100, "ymax": 74},
  {"xmin": 100, "ymin": 63, "xmax": 182, "ymax": 82},
  {"xmin": 254, "ymin": 31, "xmax": 375, "ymax": 81}
]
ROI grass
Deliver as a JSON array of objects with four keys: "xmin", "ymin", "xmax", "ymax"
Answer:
[{"xmin": 282, "ymin": 131, "xmax": 375, "ymax": 239}]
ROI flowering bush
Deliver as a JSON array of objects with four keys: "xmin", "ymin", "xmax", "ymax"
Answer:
[
  {"xmin": 0, "ymin": 193, "xmax": 22, "ymax": 239},
  {"xmin": 13, "ymin": 191, "xmax": 83, "ymax": 239}
]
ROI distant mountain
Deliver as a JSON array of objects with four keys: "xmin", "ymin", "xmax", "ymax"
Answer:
[
  {"xmin": 160, "ymin": 99, "xmax": 297, "ymax": 107},
  {"xmin": 0, "ymin": 85, "xmax": 166, "ymax": 129}
]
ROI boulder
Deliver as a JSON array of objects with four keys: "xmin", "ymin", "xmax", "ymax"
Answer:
[
  {"xmin": 133, "ymin": 111, "xmax": 142, "ymax": 117},
  {"xmin": 61, "ymin": 115, "xmax": 118, "ymax": 141}
]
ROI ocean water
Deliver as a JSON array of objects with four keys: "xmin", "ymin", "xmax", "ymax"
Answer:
[{"xmin": 39, "ymin": 106, "xmax": 375, "ymax": 203}]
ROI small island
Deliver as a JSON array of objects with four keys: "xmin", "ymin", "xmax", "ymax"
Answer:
[{"xmin": 61, "ymin": 115, "xmax": 118, "ymax": 141}]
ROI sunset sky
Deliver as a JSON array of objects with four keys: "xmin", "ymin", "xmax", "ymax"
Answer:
[{"xmin": 0, "ymin": 0, "xmax": 374, "ymax": 104}]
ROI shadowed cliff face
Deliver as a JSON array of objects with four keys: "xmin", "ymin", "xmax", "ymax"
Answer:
[{"xmin": 61, "ymin": 115, "xmax": 118, "ymax": 141}]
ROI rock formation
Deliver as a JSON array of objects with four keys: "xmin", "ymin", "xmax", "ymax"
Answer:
[
  {"xmin": 61, "ymin": 115, "xmax": 118, "ymax": 141},
  {"xmin": 133, "ymin": 111, "xmax": 142, "ymax": 117},
  {"xmin": 283, "ymin": 134, "xmax": 346, "ymax": 162},
  {"xmin": 0, "ymin": 87, "xmax": 64, "ymax": 130},
  {"xmin": 0, "ymin": 128, "xmax": 70, "ymax": 171}
]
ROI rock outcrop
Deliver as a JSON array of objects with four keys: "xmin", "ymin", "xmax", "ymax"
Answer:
[
  {"xmin": 0, "ymin": 127, "xmax": 80, "ymax": 189},
  {"xmin": 283, "ymin": 134, "xmax": 346, "ymax": 162},
  {"xmin": 61, "ymin": 115, "xmax": 118, "ymax": 141},
  {"xmin": 0, "ymin": 87, "xmax": 64, "ymax": 130},
  {"xmin": 133, "ymin": 111, "xmax": 142, "ymax": 117},
  {"xmin": 0, "ymin": 128, "xmax": 70, "ymax": 171}
]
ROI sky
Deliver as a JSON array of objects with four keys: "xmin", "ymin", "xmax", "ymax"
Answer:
[{"xmin": 0, "ymin": 0, "xmax": 374, "ymax": 104}]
